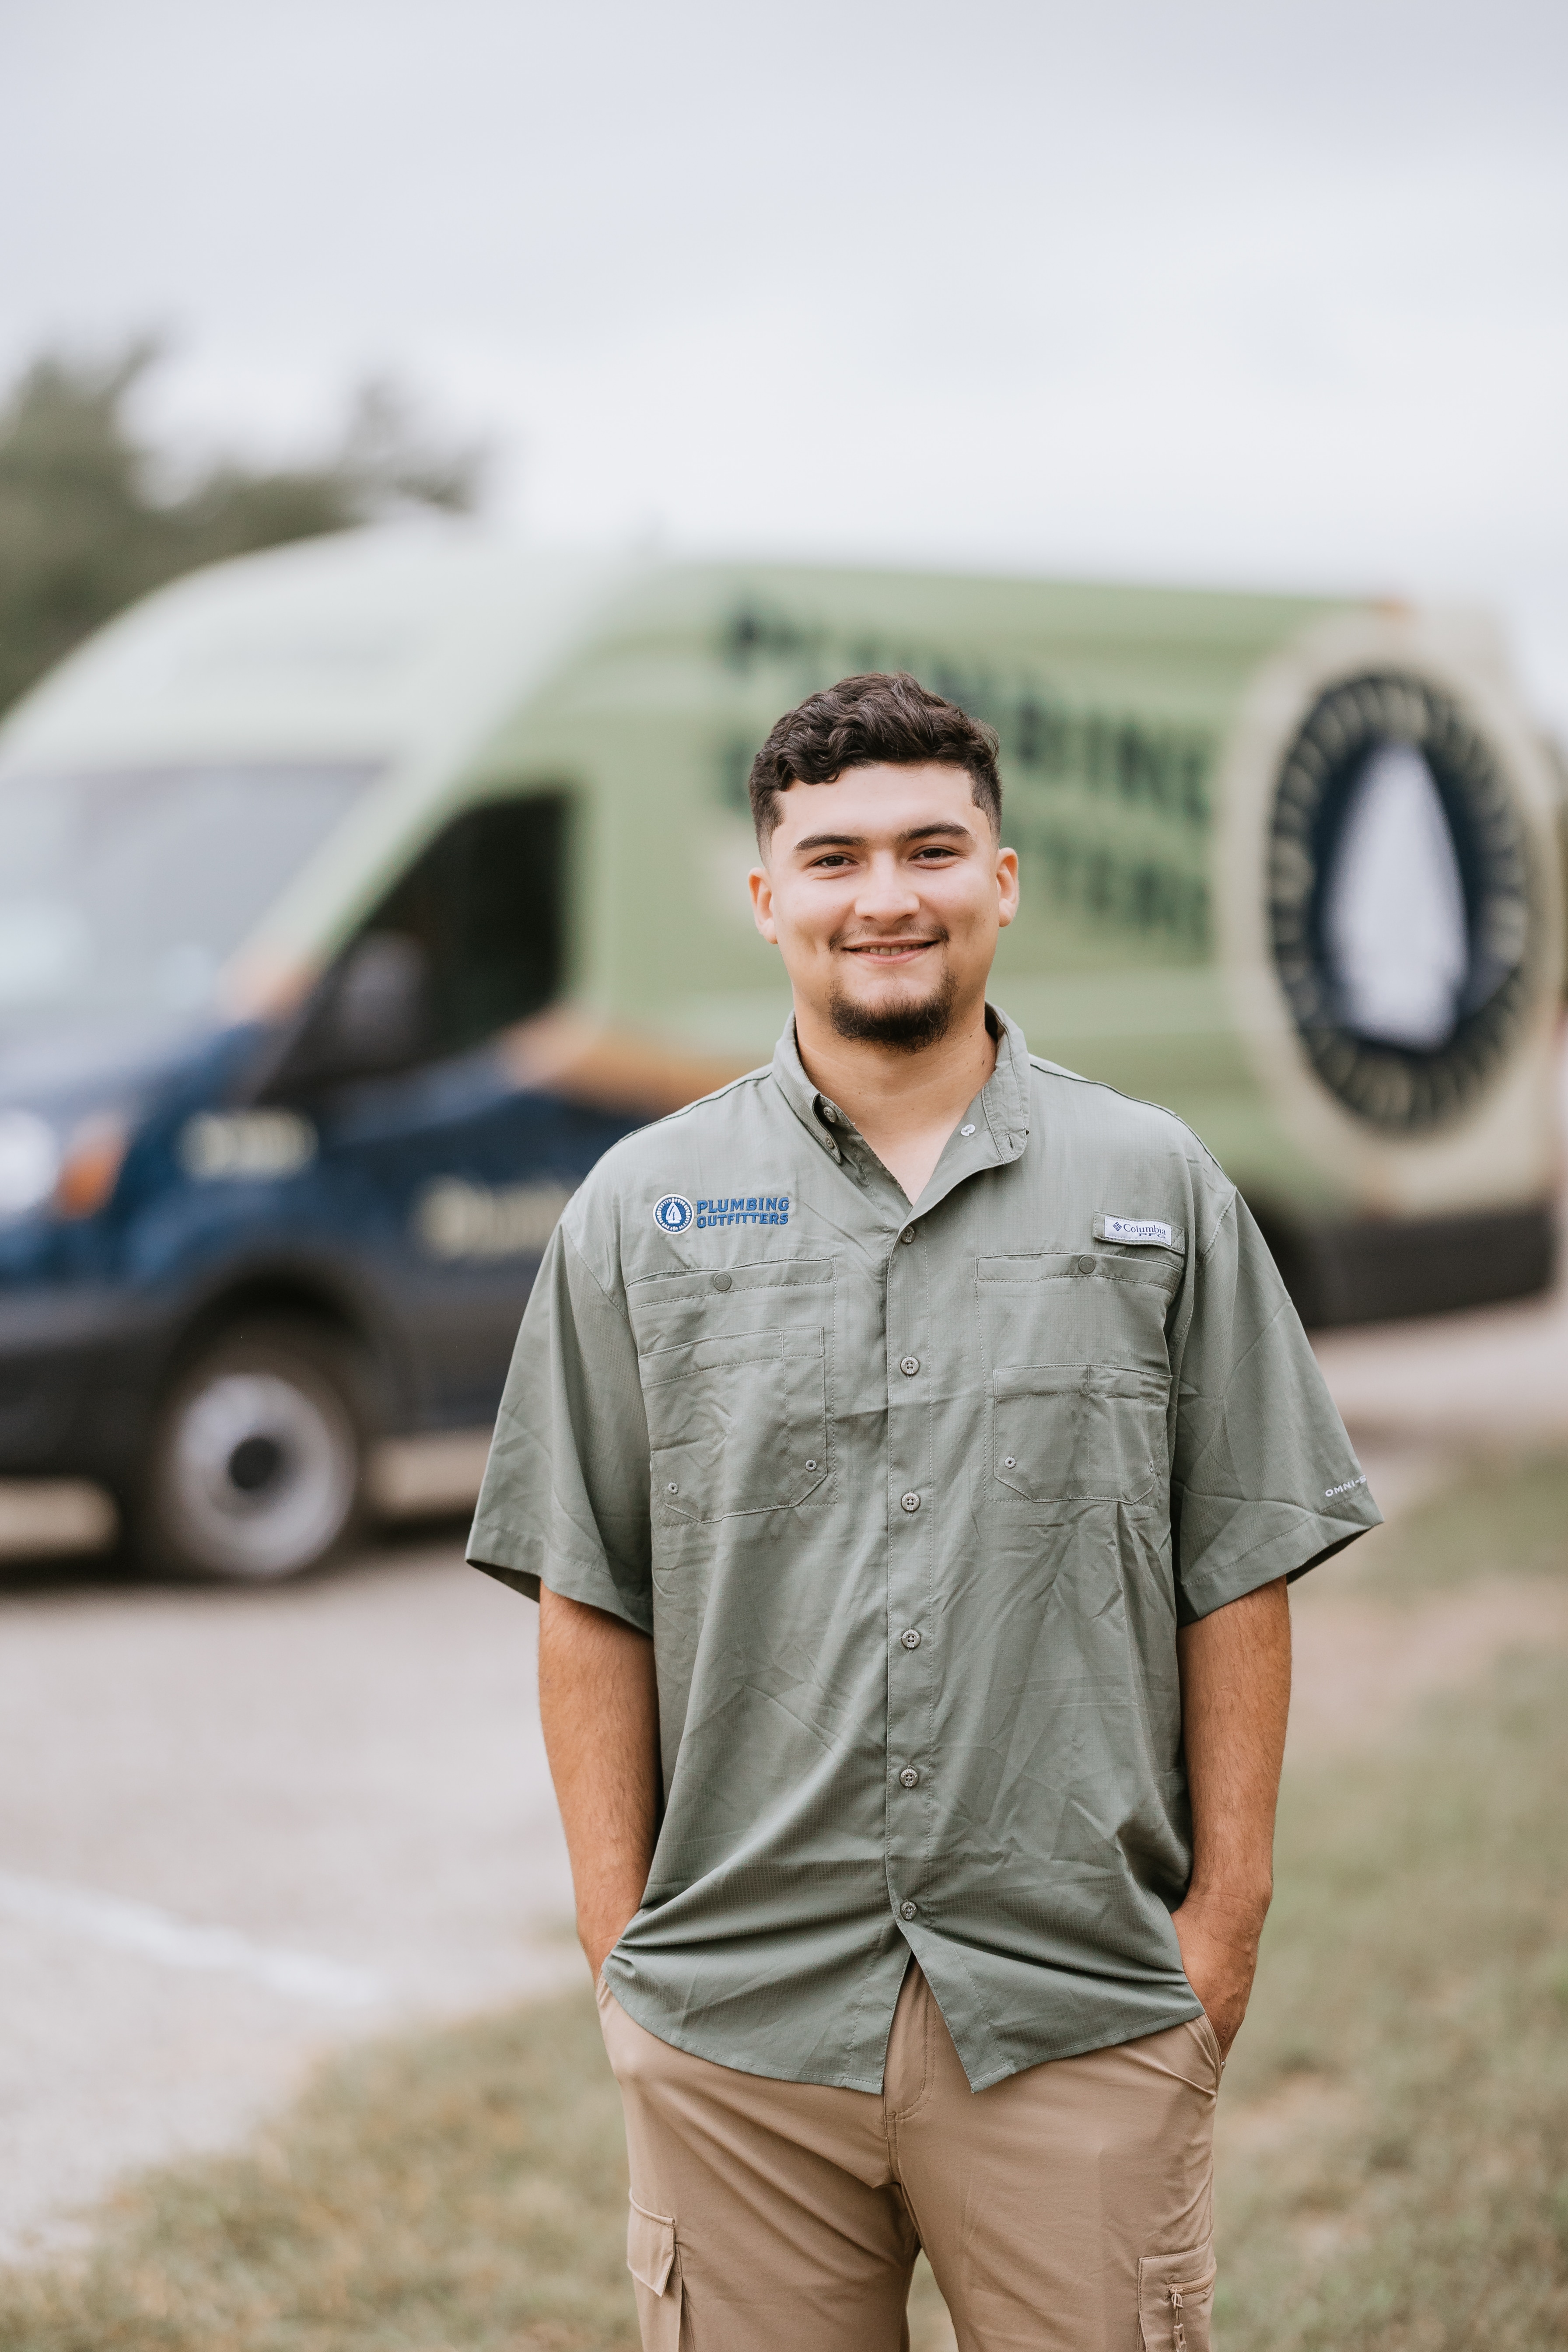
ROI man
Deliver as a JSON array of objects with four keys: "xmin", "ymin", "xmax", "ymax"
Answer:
[{"xmin": 469, "ymin": 672, "xmax": 1380, "ymax": 2351}]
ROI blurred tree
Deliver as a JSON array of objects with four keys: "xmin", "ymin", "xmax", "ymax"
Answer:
[{"xmin": 0, "ymin": 340, "xmax": 485, "ymax": 715}]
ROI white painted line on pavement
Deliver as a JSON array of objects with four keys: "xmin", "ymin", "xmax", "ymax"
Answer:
[{"xmin": 0, "ymin": 1870, "xmax": 385, "ymax": 2008}]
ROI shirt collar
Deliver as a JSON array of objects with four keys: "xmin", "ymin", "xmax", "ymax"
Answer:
[{"xmin": 769, "ymin": 1004, "xmax": 1032, "ymax": 1172}]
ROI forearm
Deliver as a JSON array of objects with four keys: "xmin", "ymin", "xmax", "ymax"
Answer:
[
  {"xmin": 538, "ymin": 1585, "xmax": 661, "ymax": 1978},
  {"xmin": 1172, "ymin": 1576, "xmax": 1291, "ymax": 2048}
]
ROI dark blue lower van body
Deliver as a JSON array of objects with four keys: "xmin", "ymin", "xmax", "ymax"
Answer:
[{"xmin": 0, "ymin": 1007, "xmax": 634, "ymax": 1580}]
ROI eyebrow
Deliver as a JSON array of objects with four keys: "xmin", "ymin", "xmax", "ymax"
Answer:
[{"xmin": 790, "ymin": 821, "xmax": 975, "ymax": 855}]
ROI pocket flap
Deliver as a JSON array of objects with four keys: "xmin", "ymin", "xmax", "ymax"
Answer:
[
  {"xmin": 1139, "ymin": 2243, "xmax": 1217, "ymax": 2350},
  {"xmin": 640, "ymin": 1324, "xmax": 825, "ymax": 1383},
  {"xmin": 627, "ymin": 2196, "xmax": 677, "ymax": 2296},
  {"xmin": 994, "ymin": 1361, "xmax": 1152, "ymax": 1400}
]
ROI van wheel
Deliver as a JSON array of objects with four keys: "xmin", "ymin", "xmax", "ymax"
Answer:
[{"xmin": 136, "ymin": 1319, "xmax": 367, "ymax": 1582}]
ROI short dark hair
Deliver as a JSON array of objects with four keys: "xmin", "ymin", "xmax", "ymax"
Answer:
[{"xmin": 748, "ymin": 671, "xmax": 1002, "ymax": 846}]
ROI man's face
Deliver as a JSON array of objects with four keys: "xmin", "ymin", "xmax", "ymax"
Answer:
[{"xmin": 749, "ymin": 763, "xmax": 1019, "ymax": 1051}]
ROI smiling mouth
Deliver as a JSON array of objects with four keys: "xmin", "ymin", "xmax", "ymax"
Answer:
[{"xmin": 841, "ymin": 939, "xmax": 939, "ymax": 963}]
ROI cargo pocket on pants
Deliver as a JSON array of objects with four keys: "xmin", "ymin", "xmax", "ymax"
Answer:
[
  {"xmin": 627, "ymin": 2194, "xmax": 683, "ymax": 2350},
  {"xmin": 1139, "ymin": 2244, "xmax": 1216, "ymax": 2352}
]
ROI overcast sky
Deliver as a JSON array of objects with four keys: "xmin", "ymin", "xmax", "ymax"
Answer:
[{"xmin": 5, "ymin": 0, "xmax": 1567, "ymax": 724}]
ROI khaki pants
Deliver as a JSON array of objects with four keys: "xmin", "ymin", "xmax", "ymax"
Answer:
[{"xmin": 597, "ymin": 1964, "xmax": 1220, "ymax": 2352}]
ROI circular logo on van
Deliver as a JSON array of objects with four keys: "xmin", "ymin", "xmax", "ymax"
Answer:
[
  {"xmin": 653, "ymin": 1194, "xmax": 694, "ymax": 1234},
  {"xmin": 1267, "ymin": 672, "xmax": 1536, "ymax": 1133}
]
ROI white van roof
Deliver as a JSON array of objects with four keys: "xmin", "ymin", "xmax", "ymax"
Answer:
[{"xmin": 0, "ymin": 525, "xmax": 644, "ymax": 774}]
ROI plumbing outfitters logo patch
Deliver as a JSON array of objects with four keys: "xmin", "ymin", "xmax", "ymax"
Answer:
[{"xmin": 700, "ymin": 1195, "xmax": 793, "ymax": 1229}]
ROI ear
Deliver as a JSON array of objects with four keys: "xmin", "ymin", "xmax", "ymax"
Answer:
[
  {"xmin": 749, "ymin": 863, "xmax": 779, "ymax": 945},
  {"xmin": 996, "ymin": 845, "xmax": 1020, "ymax": 930}
]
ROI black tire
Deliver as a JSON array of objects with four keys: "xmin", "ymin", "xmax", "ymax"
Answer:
[{"xmin": 132, "ymin": 1317, "xmax": 368, "ymax": 1583}]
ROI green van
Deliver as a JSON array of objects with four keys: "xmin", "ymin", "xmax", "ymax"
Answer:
[{"xmin": 0, "ymin": 529, "xmax": 1560, "ymax": 1578}]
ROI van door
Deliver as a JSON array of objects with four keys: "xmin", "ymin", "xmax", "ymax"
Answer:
[{"xmin": 262, "ymin": 792, "xmax": 632, "ymax": 1430}]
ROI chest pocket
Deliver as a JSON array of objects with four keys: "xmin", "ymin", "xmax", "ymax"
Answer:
[
  {"xmin": 992, "ymin": 1362, "xmax": 1165, "ymax": 1503},
  {"xmin": 642, "ymin": 1325, "xmax": 829, "ymax": 1522}
]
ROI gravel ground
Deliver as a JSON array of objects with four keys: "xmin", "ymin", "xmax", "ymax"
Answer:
[{"xmin": 4, "ymin": 1211, "xmax": 1568, "ymax": 2264}]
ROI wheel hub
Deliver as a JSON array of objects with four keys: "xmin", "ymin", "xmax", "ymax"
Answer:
[
  {"xmin": 164, "ymin": 1365, "xmax": 356, "ymax": 1579},
  {"xmin": 226, "ymin": 1432, "xmax": 287, "ymax": 1494}
]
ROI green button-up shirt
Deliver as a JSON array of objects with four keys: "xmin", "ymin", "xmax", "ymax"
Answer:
[{"xmin": 469, "ymin": 1010, "xmax": 1380, "ymax": 2091}]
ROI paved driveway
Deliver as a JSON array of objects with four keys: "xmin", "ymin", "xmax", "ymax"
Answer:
[{"xmin": 0, "ymin": 1530, "xmax": 577, "ymax": 2260}]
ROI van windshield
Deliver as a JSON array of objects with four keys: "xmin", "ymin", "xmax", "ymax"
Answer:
[{"xmin": 0, "ymin": 763, "xmax": 377, "ymax": 1019}]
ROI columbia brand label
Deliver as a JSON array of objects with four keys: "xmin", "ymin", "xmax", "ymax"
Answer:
[
  {"xmin": 653, "ymin": 1194, "xmax": 695, "ymax": 1234},
  {"xmin": 1092, "ymin": 1213, "xmax": 1182, "ymax": 1249},
  {"xmin": 1324, "ymin": 1474, "xmax": 1368, "ymax": 1500},
  {"xmin": 696, "ymin": 1194, "xmax": 791, "ymax": 1229}
]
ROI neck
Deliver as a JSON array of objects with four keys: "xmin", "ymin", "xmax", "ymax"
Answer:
[{"xmin": 792, "ymin": 987, "xmax": 998, "ymax": 1204}]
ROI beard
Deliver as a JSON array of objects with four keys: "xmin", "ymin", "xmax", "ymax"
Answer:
[{"xmin": 827, "ymin": 961, "xmax": 958, "ymax": 1053}]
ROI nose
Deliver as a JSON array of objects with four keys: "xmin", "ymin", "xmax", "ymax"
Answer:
[{"xmin": 853, "ymin": 851, "xmax": 922, "ymax": 924}]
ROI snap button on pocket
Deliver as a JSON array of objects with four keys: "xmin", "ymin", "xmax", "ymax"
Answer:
[{"xmin": 711, "ymin": 1272, "xmax": 732, "ymax": 1292}]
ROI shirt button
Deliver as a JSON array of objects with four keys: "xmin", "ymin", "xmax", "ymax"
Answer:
[
  {"xmin": 711, "ymin": 1271, "xmax": 732, "ymax": 1292},
  {"xmin": 898, "ymin": 1226, "xmax": 915, "ymax": 1244},
  {"xmin": 899, "ymin": 1900, "xmax": 918, "ymax": 1921},
  {"xmin": 900, "ymin": 1628, "xmax": 922, "ymax": 1649},
  {"xmin": 900, "ymin": 1491, "xmax": 921, "ymax": 1513},
  {"xmin": 960, "ymin": 1122, "xmax": 976, "ymax": 1136},
  {"xmin": 900, "ymin": 1355, "xmax": 920, "ymax": 1377},
  {"xmin": 821, "ymin": 1104, "xmax": 839, "ymax": 1124},
  {"xmin": 899, "ymin": 1767, "xmax": 920, "ymax": 1788},
  {"xmin": 805, "ymin": 1459, "xmax": 818, "ymax": 1471},
  {"xmin": 666, "ymin": 1482, "xmax": 679, "ymax": 1494}
]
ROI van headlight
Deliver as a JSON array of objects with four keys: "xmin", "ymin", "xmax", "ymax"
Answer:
[
  {"xmin": 0, "ymin": 1109, "xmax": 130, "ymax": 1222},
  {"xmin": 0, "ymin": 1110, "xmax": 61, "ymax": 1219}
]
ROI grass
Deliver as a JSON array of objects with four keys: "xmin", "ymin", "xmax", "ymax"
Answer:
[
  {"xmin": 1204, "ymin": 1447, "xmax": 1568, "ymax": 2349},
  {"xmin": 1214, "ymin": 1647, "xmax": 1568, "ymax": 2348},
  {"xmin": 1330, "ymin": 1446, "xmax": 1568, "ymax": 1603},
  {"xmin": 4, "ymin": 1456, "xmax": 1568, "ymax": 2349},
  {"xmin": 0, "ymin": 1988, "xmax": 636, "ymax": 2351}
]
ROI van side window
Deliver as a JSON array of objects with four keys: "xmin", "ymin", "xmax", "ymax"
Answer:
[
  {"xmin": 280, "ymin": 794, "xmax": 568, "ymax": 1087},
  {"xmin": 371, "ymin": 794, "xmax": 568, "ymax": 1058}
]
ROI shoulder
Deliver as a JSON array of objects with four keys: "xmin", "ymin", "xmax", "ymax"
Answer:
[
  {"xmin": 1027, "ymin": 1055, "xmax": 1220, "ymax": 1163},
  {"xmin": 561, "ymin": 1065, "xmax": 776, "ymax": 1242},
  {"xmin": 1024, "ymin": 1054, "xmax": 1236, "ymax": 1237}
]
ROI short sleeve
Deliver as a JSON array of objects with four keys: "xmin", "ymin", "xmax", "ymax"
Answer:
[
  {"xmin": 466, "ymin": 1219, "xmax": 653, "ymax": 1631},
  {"xmin": 1169, "ymin": 1184, "xmax": 1382, "ymax": 1622}
]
